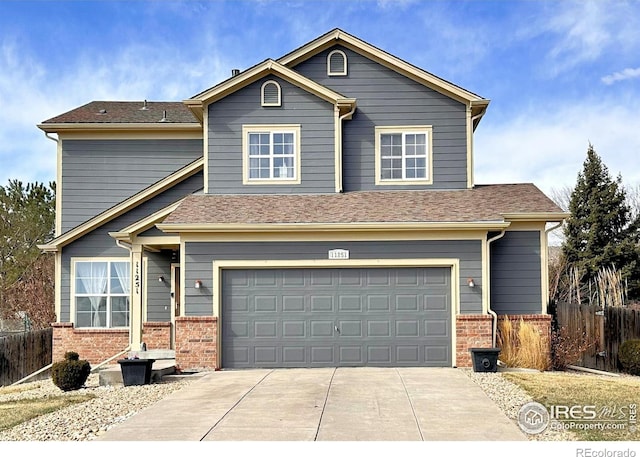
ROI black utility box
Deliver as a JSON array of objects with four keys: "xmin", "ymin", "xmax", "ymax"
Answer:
[
  {"xmin": 118, "ymin": 358, "xmax": 156, "ymax": 386},
  {"xmin": 469, "ymin": 348, "xmax": 501, "ymax": 373}
]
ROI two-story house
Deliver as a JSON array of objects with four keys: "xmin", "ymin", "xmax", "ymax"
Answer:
[{"xmin": 38, "ymin": 29, "xmax": 566, "ymax": 370}]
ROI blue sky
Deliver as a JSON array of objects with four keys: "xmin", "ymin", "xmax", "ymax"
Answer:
[{"xmin": 1, "ymin": 0, "xmax": 639, "ymax": 198}]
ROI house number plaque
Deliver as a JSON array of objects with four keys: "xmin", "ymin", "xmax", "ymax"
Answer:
[{"xmin": 328, "ymin": 249, "xmax": 349, "ymax": 260}]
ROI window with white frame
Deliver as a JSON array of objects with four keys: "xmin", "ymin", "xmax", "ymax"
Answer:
[
  {"xmin": 375, "ymin": 126, "xmax": 433, "ymax": 185},
  {"xmin": 73, "ymin": 260, "xmax": 130, "ymax": 328},
  {"xmin": 242, "ymin": 125, "xmax": 301, "ymax": 184},
  {"xmin": 261, "ymin": 80, "xmax": 281, "ymax": 106},
  {"xmin": 327, "ymin": 50, "xmax": 347, "ymax": 76}
]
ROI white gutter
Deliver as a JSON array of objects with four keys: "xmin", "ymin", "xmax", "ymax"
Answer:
[
  {"xmin": 486, "ymin": 229, "xmax": 506, "ymax": 347},
  {"xmin": 336, "ymin": 102, "xmax": 357, "ymax": 193}
]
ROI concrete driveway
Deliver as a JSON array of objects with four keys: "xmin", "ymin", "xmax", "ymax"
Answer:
[{"xmin": 97, "ymin": 367, "xmax": 526, "ymax": 441}]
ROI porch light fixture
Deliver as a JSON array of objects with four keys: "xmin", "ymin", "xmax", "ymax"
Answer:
[
  {"xmin": 194, "ymin": 280, "xmax": 202, "ymax": 289},
  {"xmin": 467, "ymin": 278, "xmax": 475, "ymax": 288},
  {"xmin": 158, "ymin": 276, "xmax": 165, "ymax": 283}
]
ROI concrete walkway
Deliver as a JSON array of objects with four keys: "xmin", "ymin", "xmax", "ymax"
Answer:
[{"xmin": 97, "ymin": 367, "xmax": 526, "ymax": 441}]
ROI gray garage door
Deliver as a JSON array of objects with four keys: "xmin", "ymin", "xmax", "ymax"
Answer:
[{"xmin": 221, "ymin": 267, "xmax": 451, "ymax": 368}]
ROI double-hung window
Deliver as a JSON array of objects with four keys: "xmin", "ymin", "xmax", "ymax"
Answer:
[
  {"xmin": 375, "ymin": 126, "xmax": 433, "ymax": 185},
  {"xmin": 243, "ymin": 125, "xmax": 301, "ymax": 184},
  {"xmin": 73, "ymin": 259, "xmax": 130, "ymax": 328}
]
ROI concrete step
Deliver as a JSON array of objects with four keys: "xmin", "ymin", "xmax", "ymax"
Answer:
[
  {"xmin": 127, "ymin": 349, "xmax": 175, "ymax": 360},
  {"xmin": 98, "ymin": 359, "xmax": 176, "ymax": 386}
]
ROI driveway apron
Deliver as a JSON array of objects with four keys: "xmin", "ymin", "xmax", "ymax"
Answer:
[{"xmin": 97, "ymin": 367, "xmax": 526, "ymax": 441}]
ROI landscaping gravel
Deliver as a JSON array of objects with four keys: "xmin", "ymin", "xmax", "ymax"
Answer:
[
  {"xmin": 0, "ymin": 368, "xmax": 577, "ymax": 442},
  {"xmin": 0, "ymin": 373, "xmax": 197, "ymax": 441},
  {"xmin": 464, "ymin": 368, "xmax": 578, "ymax": 441}
]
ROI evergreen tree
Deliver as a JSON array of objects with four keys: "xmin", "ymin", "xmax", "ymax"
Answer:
[
  {"xmin": 562, "ymin": 144, "xmax": 640, "ymax": 298},
  {"xmin": 0, "ymin": 180, "xmax": 56, "ymax": 327}
]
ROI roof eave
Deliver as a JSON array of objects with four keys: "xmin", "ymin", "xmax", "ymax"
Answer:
[
  {"xmin": 37, "ymin": 122, "xmax": 203, "ymax": 133},
  {"xmin": 502, "ymin": 212, "xmax": 569, "ymax": 222},
  {"xmin": 157, "ymin": 221, "xmax": 511, "ymax": 234}
]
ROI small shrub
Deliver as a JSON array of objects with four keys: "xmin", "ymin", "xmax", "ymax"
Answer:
[
  {"xmin": 550, "ymin": 325, "xmax": 596, "ymax": 371},
  {"xmin": 51, "ymin": 351, "xmax": 91, "ymax": 391},
  {"xmin": 618, "ymin": 339, "xmax": 640, "ymax": 376}
]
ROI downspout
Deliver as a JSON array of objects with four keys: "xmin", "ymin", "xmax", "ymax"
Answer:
[
  {"xmin": 336, "ymin": 103, "xmax": 357, "ymax": 193},
  {"xmin": 487, "ymin": 229, "xmax": 506, "ymax": 347}
]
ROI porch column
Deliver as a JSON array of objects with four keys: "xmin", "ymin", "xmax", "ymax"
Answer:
[{"xmin": 130, "ymin": 244, "xmax": 144, "ymax": 349}]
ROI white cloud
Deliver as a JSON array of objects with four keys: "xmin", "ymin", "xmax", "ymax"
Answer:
[
  {"xmin": 474, "ymin": 99, "xmax": 640, "ymax": 199},
  {"xmin": 521, "ymin": 0, "xmax": 640, "ymax": 77},
  {"xmin": 0, "ymin": 35, "xmax": 232, "ymax": 185},
  {"xmin": 601, "ymin": 67, "xmax": 640, "ymax": 85}
]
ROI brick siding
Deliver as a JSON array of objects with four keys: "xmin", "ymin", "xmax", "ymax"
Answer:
[{"xmin": 174, "ymin": 316, "xmax": 218, "ymax": 371}]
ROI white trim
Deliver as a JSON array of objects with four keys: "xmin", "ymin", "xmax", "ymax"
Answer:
[
  {"xmin": 211, "ymin": 258, "xmax": 460, "ymax": 367},
  {"xmin": 374, "ymin": 126, "xmax": 433, "ymax": 186},
  {"xmin": 69, "ymin": 257, "xmax": 132, "ymax": 329},
  {"xmin": 242, "ymin": 124, "xmax": 301, "ymax": 185},
  {"xmin": 327, "ymin": 49, "xmax": 348, "ymax": 76},
  {"xmin": 261, "ymin": 80, "xmax": 282, "ymax": 106}
]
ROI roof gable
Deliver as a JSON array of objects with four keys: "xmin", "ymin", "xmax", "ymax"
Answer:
[
  {"xmin": 184, "ymin": 59, "xmax": 356, "ymax": 122},
  {"xmin": 277, "ymin": 28, "xmax": 489, "ymax": 124}
]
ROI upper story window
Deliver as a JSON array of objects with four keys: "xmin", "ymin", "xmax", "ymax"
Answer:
[
  {"xmin": 261, "ymin": 80, "xmax": 281, "ymax": 106},
  {"xmin": 375, "ymin": 126, "xmax": 433, "ymax": 185},
  {"xmin": 72, "ymin": 259, "xmax": 130, "ymax": 328},
  {"xmin": 242, "ymin": 125, "xmax": 301, "ymax": 185},
  {"xmin": 327, "ymin": 50, "xmax": 347, "ymax": 76}
]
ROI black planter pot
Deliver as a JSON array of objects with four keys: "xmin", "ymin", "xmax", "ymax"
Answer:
[
  {"xmin": 118, "ymin": 358, "xmax": 156, "ymax": 386},
  {"xmin": 469, "ymin": 348, "xmax": 501, "ymax": 373}
]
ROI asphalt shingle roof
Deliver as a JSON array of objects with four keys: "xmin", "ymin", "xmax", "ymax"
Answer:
[
  {"xmin": 41, "ymin": 101, "xmax": 198, "ymax": 124},
  {"xmin": 162, "ymin": 184, "xmax": 565, "ymax": 226}
]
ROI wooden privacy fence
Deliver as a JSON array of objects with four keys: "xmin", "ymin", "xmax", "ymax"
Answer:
[
  {"xmin": 553, "ymin": 301, "xmax": 640, "ymax": 372},
  {"xmin": 0, "ymin": 328, "xmax": 52, "ymax": 386}
]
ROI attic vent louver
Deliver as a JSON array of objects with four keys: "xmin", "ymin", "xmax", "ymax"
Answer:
[
  {"xmin": 327, "ymin": 50, "xmax": 347, "ymax": 76},
  {"xmin": 261, "ymin": 80, "xmax": 281, "ymax": 107},
  {"xmin": 97, "ymin": 109, "xmax": 107, "ymax": 115}
]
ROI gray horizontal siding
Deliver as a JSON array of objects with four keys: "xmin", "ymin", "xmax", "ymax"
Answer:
[
  {"xmin": 183, "ymin": 240, "xmax": 482, "ymax": 316},
  {"xmin": 61, "ymin": 139, "xmax": 202, "ymax": 232},
  {"xmin": 59, "ymin": 173, "xmax": 203, "ymax": 322},
  {"xmin": 490, "ymin": 231, "xmax": 543, "ymax": 315},
  {"xmin": 145, "ymin": 251, "xmax": 173, "ymax": 322},
  {"xmin": 293, "ymin": 46, "xmax": 468, "ymax": 191},
  {"xmin": 207, "ymin": 76, "xmax": 335, "ymax": 194}
]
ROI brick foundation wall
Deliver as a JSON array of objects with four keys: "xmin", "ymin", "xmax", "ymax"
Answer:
[
  {"xmin": 456, "ymin": 314, "xmax": 493, "ymax": 367},
  {"xmin": 142, "ymin": 322, "xmax": 171, "ymax": 350},
  {"xmin": 175, "ymin": 316, "xmax": 218, "ymax": 371},
  {"xmin": 52, "ymin": 323, "xmax": 129, "ymax": 366}
]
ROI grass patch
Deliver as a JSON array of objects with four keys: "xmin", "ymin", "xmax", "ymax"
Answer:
[
  {"xmin": 504, "ymin": 371, "xmax": 640, "ymax": 441},
  {"xmin": 0, "ymin": 394, "xmax": 95, "ymax": 431}
]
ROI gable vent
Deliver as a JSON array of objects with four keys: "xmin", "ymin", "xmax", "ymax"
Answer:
[
  {"xmin": 328, "ymin": 50, "xmax": 347, "ymax": 76},
  {"xmin": 261, "ymin": 80, "xmax": 281, "ymax": 107}
]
